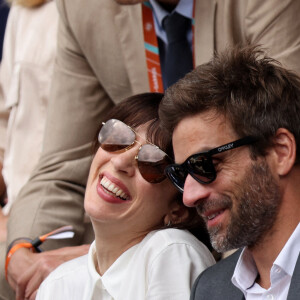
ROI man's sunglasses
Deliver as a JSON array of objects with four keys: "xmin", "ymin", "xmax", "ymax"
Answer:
[
  {"xmin": 165, "ymin": 136, "xmax": 257, "ymax": 192},
  {"xmin": 98, "ymin": 119, "xmax": 172, "ymax": 184}
]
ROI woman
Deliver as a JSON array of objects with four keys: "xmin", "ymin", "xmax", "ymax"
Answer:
[{"xmin": 37, "ymin": 93, "xmax": 215, "ymax": 300}]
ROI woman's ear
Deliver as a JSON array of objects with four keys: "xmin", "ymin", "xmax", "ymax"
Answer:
[
  {"xmin": 270, "ymin": 128, "xmax": 296, "ymax": 176},
  {"xmin": 164, "ymin": 201, "xmax": 190, "ymax": 226}
]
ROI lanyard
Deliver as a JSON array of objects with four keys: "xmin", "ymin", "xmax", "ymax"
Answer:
[{"xmin": 142, "ymin": 1, "xmax": 195, "ymax": 92}]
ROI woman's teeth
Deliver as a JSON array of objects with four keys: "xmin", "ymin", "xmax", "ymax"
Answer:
[{"xmin": 100, "ymin": 176, "xmax": 129, "ymax": 201}]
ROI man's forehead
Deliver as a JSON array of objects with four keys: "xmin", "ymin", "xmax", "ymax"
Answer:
[
  {"xmin": 173, "ymin": 111, "xmax": 230, "ymax": 140},
  {"xmin": 172, "ymin": 112, "xmax": 236, "ymax": 162}
]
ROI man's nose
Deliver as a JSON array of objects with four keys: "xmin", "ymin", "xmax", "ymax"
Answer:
[{"xmin": 183, "ymin": 174, "xmax": 211, "ymax": 207}]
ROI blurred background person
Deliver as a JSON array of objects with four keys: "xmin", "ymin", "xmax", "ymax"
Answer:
[
  {"xmin": 0, "ymin": 0, "xmax": 58, "ymax": 247},
  {"xmin": 0, "ymin": 0, "xmax": 9, "ymax": 244}
]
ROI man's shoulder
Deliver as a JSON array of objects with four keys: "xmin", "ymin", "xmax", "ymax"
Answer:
[
  {"xmin": 191, "ymin": 249, "xmax": 244, "ymax": 300},
  {"xmin": 196, "ymin": 249, "xmax": 240, "ymax": 285}
]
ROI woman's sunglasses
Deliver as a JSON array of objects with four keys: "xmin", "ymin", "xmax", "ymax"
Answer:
[
  {"xmin": 165, "ymin": 136, "xmax": 257, "ymax": 193},
  {"xmin": 98, "ymin": 119, "xmax": 172, "ymax": 183}
]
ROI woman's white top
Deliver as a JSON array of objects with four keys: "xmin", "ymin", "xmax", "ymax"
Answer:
[
  {"xmin": 37, "ymin": 229, "xmax": 215, "ymax": 300},
  {"xmin": 0, "ymin": 1, "xmax": 58, "ymax": 214}
]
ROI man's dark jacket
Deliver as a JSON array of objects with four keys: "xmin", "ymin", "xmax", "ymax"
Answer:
[{"xmin": 190, "ymin": 249, "xmax": 300, "ymax": 299}]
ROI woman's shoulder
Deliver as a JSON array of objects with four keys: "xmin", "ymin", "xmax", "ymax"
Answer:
[
  {"xmin": 136, "ymin": 229, "xmax": 215, "ymax": 275},
  {"xmin": 43, "ymin": 253, "xmax": 89, "ymax": 283},
  {"xmin": 145, "ymin": 228, "xmax": 205, "ymax": 247},
  {"xmin": 140, "ymin": 228, "xmax": 213, "ymax": 258},
  {"xmin": 37, "ymin": 254, "xmax": 90, "ymax": 299}
]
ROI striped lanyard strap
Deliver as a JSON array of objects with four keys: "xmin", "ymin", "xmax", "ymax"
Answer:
[{"xmin": 142, "ymin": 1, "xmax": 195, "ymax": 92}]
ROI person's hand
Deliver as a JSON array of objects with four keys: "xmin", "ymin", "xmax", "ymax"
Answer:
[{"xmin": 7, "ymin": 244, "xmax": 90, "ymax": 300}]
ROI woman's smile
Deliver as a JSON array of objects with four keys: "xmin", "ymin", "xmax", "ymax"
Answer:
[
  {"xmin": 96, "ymin": 173, "xmax": 132, "ymax": 204},
  {"xmin": 100, "ymin": 176, "xmax": 130, "ymax": 200}
]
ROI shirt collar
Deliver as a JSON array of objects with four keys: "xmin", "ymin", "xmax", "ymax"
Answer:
[
  {"xmin": 274, "ymin": 222, "xmax": 300, "ymax": 276},
  {"xmin": 87, "ymin": 240, "xmax": 139, "ymax": 299},
  {"xmin": 149, "ymin": 0, "xmax": 193, "ymax": 29},
  {"xmin": 232, "ymin": 223, "xmax": 300, "ymax": 292},
  {"xmin": 87, "ymin": 241, "xmax": 104, "ymax": 296},
  {"xmin": 232, "ymin": 247, "xmax": 258, "ymax": 291}
]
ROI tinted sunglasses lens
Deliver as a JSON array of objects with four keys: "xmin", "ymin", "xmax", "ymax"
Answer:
[
  {"xmin": 165, "ymin": 165, "xmax": 187, "ymax": 192},
  {"xmin": 187, "ymin": 155, "xmax": 216, "ymax": 183},
  {"xmin": 137, "ymin": 144, "xmax": 171, "ymax": 183},
  {"xmin": 98, "ymin": 119, "xmax": 135, "ymax": 152}
]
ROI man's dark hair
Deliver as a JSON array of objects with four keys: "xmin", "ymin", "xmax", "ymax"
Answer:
[{"xmin": 159, "ymin": 45, "xmax": 300, "ymax": 162}]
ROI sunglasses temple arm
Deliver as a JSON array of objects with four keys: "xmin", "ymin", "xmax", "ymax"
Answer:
[{"xmin": 209, "ymin": 136, "xmax": 256, "ymax": 156}]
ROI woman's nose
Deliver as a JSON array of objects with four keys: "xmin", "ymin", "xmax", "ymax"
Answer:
[
  {"xmin": 182, "ymin": 174, "xmax": 211, "ymax": 207},
  {"xmin": 110, "ymin": 146, "xmax": 137, "ymax": 177}
]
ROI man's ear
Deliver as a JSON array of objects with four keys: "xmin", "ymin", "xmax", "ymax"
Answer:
[
  {"xmin": 271, "ymin": 128, "xmax": 296, "ymax": 176},
  {"xmin": 164, "ymin": 201, "xmax": 190, "ymax": 226}
]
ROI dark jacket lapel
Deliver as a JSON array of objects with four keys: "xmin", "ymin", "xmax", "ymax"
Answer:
[{"xmin": 287, "ymin": 252, "xmax": 300, "ymax": 299}]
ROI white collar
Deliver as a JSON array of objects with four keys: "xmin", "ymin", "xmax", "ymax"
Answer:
[
  {"xmin": 87, "ymin": 241, "xmax": 139, "ymax": 298},
  {"xmin": 232, "ymin": 223, "xmax": 300, "ymax": 292},
  {"xmin": 149, "ymin": 0, "xmax": 194, "ymax": 27}
]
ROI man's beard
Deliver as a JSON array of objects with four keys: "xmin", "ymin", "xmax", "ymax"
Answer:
[{"xmin": 197, "ymin": 159, "xmax": 282, "ymax": 253}]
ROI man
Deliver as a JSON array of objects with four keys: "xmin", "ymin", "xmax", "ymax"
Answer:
[
  {"xmin": 159, "ymin": 45, "xmax": 300, "ymax": 299},
  {"xmin": 1, "ymin": 0, "xmax": 300, "ymax": 299}
]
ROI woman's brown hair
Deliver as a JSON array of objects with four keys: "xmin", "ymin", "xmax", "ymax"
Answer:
[{"xmin": 94, "ymin": 92, "xmax": 211, "ymax": 249}]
